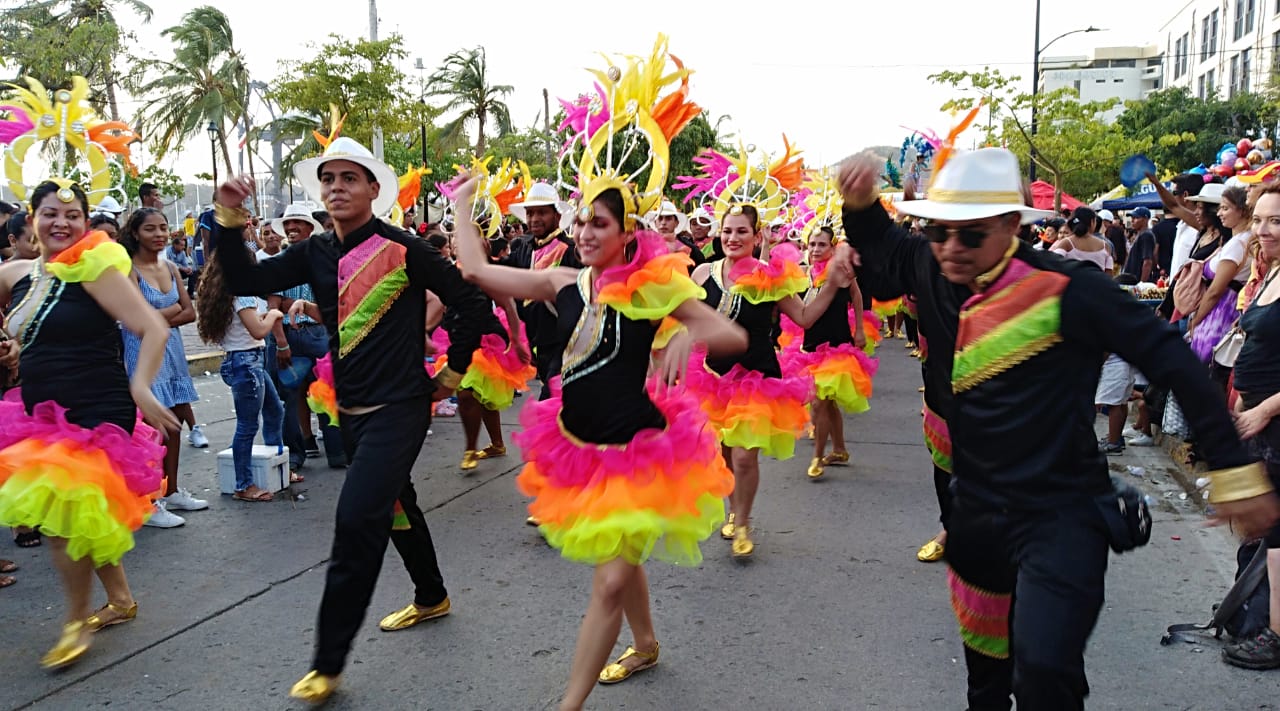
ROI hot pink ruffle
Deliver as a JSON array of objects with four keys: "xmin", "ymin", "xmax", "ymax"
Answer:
[
  {"xmin": 779, "ymin": 341, "xmax": 880, "ymax": 382},
  {"xmin": 0, "ymin": 397, "xmax": 164, "ymax": 497}
]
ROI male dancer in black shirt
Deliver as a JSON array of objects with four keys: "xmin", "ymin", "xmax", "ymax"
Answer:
[
  {"xmin": 211, "ymin": 137, "xmax": 491, "ymax": 704},
  {"xmin": 839, "ymin": 147, "xmax": 1279, "ymax": 711}
]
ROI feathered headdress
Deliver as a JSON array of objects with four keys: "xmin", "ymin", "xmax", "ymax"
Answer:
[
  {"xmin": 793, "ymin": 167, "xmax": 844, "ymax": 243},
  {"xmin": 557, "ymin": 34, "xmax": 700, "ymax": 230},
  {"xmin": 1, "ymin": 76, "xmax": 140, "ymax": 208},
  {"xmin": 438, "ymin": 156, "xmax": 525, "ymax": 238},
  {"xmin": 673, "ymin": 135, "xmax": 804, "ymax": 228}
]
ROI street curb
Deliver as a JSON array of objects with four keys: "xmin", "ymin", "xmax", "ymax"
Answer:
[
  {"xmin": 1156, "ymin": 429, "xmax": 1207, "ymax": 506},
  {"xmin": 187, "ymin": 350, "xmax": 224, "ymax": 377}
]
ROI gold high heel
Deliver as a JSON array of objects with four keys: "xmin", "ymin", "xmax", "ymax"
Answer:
[
  {"xmin": 475, "ymin": 444, "xmax": 507, "ymax": 459},
  {"xmin": 460, "ymin": 450, "xmax": 480, "ymax": 471},
  {"xmin": 598, "ymin": 642, "xmax": 659, "ymax": 684},
  {"xmin": 823, "ymin": 451, "xmax": 850, "ymax": 466},
  {"xmin": 732, "ymin": 526, "xmax": 754, "ymax": 558},
  {"xmin": 41, "ymin": 620, "xmax": 90, "ymax": 670},
  {"xmin": 916, "ymin": 539, "xmax": 946, "ymax": 563},
  {"xmin": 289, "ymin": 670, "xmax": 341, "ymax": 704},
  {"xmin": 378, "ymin": 597, "xmax": 451, "ymax": 631},
  {"xmin": 86, "ymin": 601, "xmax": 138, "ymax": 632},
  {"xmin": 807, "ymin": 457, "xmax": 825, "ymax": 480},
  {"xmin": 720, "ymin": 513, "xmax": 736, "ymax": 539}
]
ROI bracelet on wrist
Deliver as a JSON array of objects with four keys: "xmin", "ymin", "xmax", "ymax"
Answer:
[{"xmin": 276, "ymin": 343, "xmax": 290, "ymax": 350}]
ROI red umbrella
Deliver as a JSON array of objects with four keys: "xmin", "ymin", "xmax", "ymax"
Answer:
[{"xmin": 1029, "ymin": 180, "xmax": 1084, "ymax": 211}]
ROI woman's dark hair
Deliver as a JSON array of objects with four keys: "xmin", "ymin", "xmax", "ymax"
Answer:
[
  {"xmin": 427, "ymin": 233, "xmax": 449, "ymax": 251},
  {"xmin": 89, "ymin": 213, "xmax": 119, "ymax": 232},
  {"xmin": 727, "ymin": 203, "xmax": 761, "ymax": 230},
  {"xmin": 196, "ymin": 246, "xmax": 254, "ymax": 344},
  {"xmin": 29, "ymin": 181, "xmax": 90, "ymax": 216},
  {"xmin": 592, "ymin": 188, "xmax": 628, "ymax": 227},
  {"xmin": 119, "ymin": 207, "xmax": 165, "ymax": 255},
  {"xmin": 489, "ymin": 236, "xmax": 509, "ymax": 258},
  {"xmin": 1222, "ymin": 186, "xmax": 1251, "ymax": 221},
  {"xmin": 1067, "ymin": 206, "xmax": 1097, "ymax": 237},
  {"xmin": 7, "ymin": 212, "xmax": 28, "ymax": 241},
  {"xmin": 1045, "ymin": 217, "xmax": 1066, "ymax": 230},
  {"xmin": 1197, "ymin": 201, "xmax": 1228, "ymax": 242},
  {"xmin": 813, "ymin": 226, "xmax": 835, "ymax": 242}
]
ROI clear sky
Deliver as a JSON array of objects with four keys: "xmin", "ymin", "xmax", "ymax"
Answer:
[{"xmin": 118, "ymin": 0, "xmax": 1167, "ymax": 180}]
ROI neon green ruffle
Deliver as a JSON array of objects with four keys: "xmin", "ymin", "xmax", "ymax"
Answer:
[
  {"xmin": 539, "ymin": 493, "xmax": 725, "ymax": 567},
  {"xmin": 0, "ymin": 471, "xmax": 139, "ymax": 566},
  {"xmin": 44, "ymin": 241, "xmax": 130, "ymax": 283},
  {"xmin": 599, "ymin": 271, "xmax": 705, "ymax": 322}
]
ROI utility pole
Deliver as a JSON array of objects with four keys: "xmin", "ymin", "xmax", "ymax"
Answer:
[
  {"xmin": 369, "ymin": 0, "xmax": 384, "ymax": 160},
  {"xmin": 543, "ymin": 88, "xmax": 552, "ymax": 167}
]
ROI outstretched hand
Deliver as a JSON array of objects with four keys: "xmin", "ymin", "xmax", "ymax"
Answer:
[
  {"xmin": 837, "ymin": 153, "xmax": 884, "ymax": 211},
  {"xmin": 217, "ymin": 176, "xmax": 255, "ymax": 209}
]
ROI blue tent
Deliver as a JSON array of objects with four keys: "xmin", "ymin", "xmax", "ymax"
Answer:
[{"xmin": 1101, "ymin": 181, "xmax": 1173, "ymax": 211}]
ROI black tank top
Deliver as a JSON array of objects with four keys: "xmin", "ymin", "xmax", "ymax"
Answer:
[
  {"xmin": 699, "ymin": 260, "xmax": 782, "ymax": 378},
  {"xmin": 802, "ymin": 280, "xmax": 854, "ymax": 352},
  {"xmin": 11, "ymin": 273, "xmax": 135, "ymax": 431},
  {"xmin": 556, "ymin": 270, "xmax": 665, "ymax": 444}
]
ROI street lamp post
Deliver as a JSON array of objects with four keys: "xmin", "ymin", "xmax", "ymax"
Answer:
[
  {"xmin": 1030, "ymin": 0, "xmax": 1101, "ymax": 183},
  {"xmin": 207, "ymin": 121, "xmax": 220, "ymax": 189}
]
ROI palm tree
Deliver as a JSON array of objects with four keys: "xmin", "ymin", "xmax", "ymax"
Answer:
[
  {"xmin": 127, "ymin": 6, "xmax": 248, "ymax": 173},
  {"xmin": 427, "ymin": 47, "xmax": 513, "ymax": 154},
  {"xmin": 56, "ymin": 0, "xmax": 154, "ymax": 120}
]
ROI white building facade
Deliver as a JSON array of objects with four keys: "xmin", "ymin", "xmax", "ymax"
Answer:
[
  {"xmin": 1161, "ymin": 0, "xmax": 1280, "ymax": 100},
  {"xmin": 1040, "ymin": 46, "xmax": 1164, "ymax": 123}
]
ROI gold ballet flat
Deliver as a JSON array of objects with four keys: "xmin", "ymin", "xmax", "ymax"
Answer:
[
  {"xmin": 732, "ymin": 526, "xmax": 755, "ymax": 558},
  {"xmin": 916, "ymin": 539, "xmax": 946, "ymax": 563},
  {"xmin": 378, "ymin": 597, "xmax": 451, "ymax": 631},
  {"xmin": 525, "ymin": 515, "xmax": 541, "ymax": 527},
  {"xmin": 807, "ymin": 457, "xmax": 825, "ymax": 480},
  {"xmin": 460, "ymin": 451, "xmax": 480, "ymax": 471},
  {"xmin": 290, "ymin": 670, "xmax": 340, "ymax": 704},
  {"xmin": 475, "ymin": 444, "xmax": 507, "ymax": 459},
  {"xmin": 86, "ymin": 601, "xmax": 138, "ymax": 632},
  {"xmin": 41, "ymin": 620, "xmax": 90, "ymax": 670},
  {"xmin": 598, "ymin": 643, "xmax": 659, "ymax": 684},
  {"xmin": 720, "ymin": 513, "xmax": 736, "ymax": 540},
  {"xmin": 823, "ymin": 451, "xmax": 850, "ymax": 466}
]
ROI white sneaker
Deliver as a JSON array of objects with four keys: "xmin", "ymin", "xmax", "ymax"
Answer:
[
  {"xmin": 143, "ymin": 501, "xmax": 186, "ymax": 528},
  {"xmin": 188, "ymin": 425, "xmax": 209, "ymax": 449},
  {"xmin": 1121, "ymin": 426, "xmax": 1142, "ymax": 439},
  {"xmin": 1126, "ymin": 433, "xmax": 1155, "ymax": 447},
  {"xmin": 164, "ymin": 488, "xmax": 209, "ymax": 511}
]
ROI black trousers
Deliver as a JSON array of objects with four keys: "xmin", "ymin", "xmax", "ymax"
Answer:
[
  {"xmin": 934, "ymin": 464, "xmax": 953, "ymax": 527},
  {"xmin": 904, "ymin": 315, "xmax": 919, "ymax": 344},
  {"xmin": 946, "ymin": 497, "xmax": 1109, "ymax": 711},
  {"xmin": 312, "ymin": 398, "xmax": 447, "ymax": 675},
  {"xmin": 532, "ymin": 344, "xmax": 560, "ymax": 401}
]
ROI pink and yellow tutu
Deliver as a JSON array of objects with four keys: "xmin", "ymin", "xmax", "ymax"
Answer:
[
  {"xmin": 430, "ymin": 311, "xmax": 536, "ymax": 411},
  {"xmin": 684, "ymin": 358, "xmax": 813, "ymax": 460},
  {"xmin": 781, "ymin": 343, "xmax": 878, "ymax": 414},
  {"xmin": 0, "ymin": 398, "xmax": 163, "ymax": 566},
  {"xmin": 307, "ymin": 353, "xmax": 340, "ymax": 426}
]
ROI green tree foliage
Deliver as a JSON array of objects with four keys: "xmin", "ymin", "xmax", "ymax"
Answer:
[
  {"xmin": 127, "ymin": 6, "xmax": 247, "ymax": 172},
  {"xmin": 428, "ymin": 47, "xmax": 514, "ymax": 155},
  {"xmin": 1115, "ymin": 88, "xmax": 1280, "ymax": 172}
]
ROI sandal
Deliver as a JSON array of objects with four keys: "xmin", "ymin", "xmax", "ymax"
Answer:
[
  {"xmin": 0, "ymin": 574, "xmax": 14, "ymax": 588},
  {"xmin": 0, "ymin": 559, "xmax": 16, "ymax": 574},
  {"xmin": 233, "ymin": 487, "xmax": 274, "ymax": 502},
  {"xmin": 475, "ymin": 444, "xmax": 507, "ymax": 460},
  {"xmin": 289, "ymin": 471, "xmax": 305, "ymax": 483},
  {"xmin": 12, "ymin": 527, "xmax": 41, "ymax": 548}
]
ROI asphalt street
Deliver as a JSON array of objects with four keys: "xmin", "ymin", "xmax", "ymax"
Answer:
[{"xmin": 1, "ymin": 340, "xmax": 1277, "ymax": 710}]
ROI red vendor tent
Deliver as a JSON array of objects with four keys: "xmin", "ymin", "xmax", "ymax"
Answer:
[{"xmin": 1030, "ymin": 180, "xmax": 1084, "ymax": 212}]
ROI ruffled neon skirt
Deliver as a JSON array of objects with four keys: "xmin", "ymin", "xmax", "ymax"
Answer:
[
  {"xmin": 684, "ymin": 355, "xmax": 813, "ymax": 460},
  {"xmin": 514, "ymin": 380, "xmax": 733, "ymax": 566},
  {"xmin": 858, "ymin": 311, "xmax": 883, "ymax": 356},
  {"xmin": 871, "ymin": 298, "xmax": 903, "ymax": 319},
  {"xmin": 780, "ymin": 343, "xmax": 878, "ymax": 414},
  {"xmin": 0, "ymin": 398, "xmax": 164, "ymax": 566},
  {"xmin": 307, "ymin": 353, "xmax": 339, "ymax": 426},
  {"xmin": 434, "ymin": 334, "xmax": 535, "ymax": 411}
]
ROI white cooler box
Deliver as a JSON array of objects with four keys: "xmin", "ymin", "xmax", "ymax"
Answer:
[{"xmin": 216, "ymin": 445, "xmax": 291, "ymax": 495}]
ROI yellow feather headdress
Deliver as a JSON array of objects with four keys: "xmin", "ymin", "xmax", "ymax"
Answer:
[
  {"xmin": 442, "ymin": 156, "xmax": 526, "ymax": 238},
  {"xmin": 557, "ymin": 34, "xmax": 699, "ymax": 230},
  {"xmin": 1, "ymin": 76, "xmax": 139, "ymax": 209},
  {"xmin": 676, "ymin": 136, "xmax": 804, "ymax": 229}
]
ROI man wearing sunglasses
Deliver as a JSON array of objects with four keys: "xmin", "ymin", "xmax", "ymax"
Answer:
[{"xmin": 838, "ymin": 147, "xmax": 1278, "ymax": 711}]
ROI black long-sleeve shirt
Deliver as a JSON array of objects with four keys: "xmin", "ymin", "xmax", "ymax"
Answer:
[
  {"xmin": 503, "ymin": 229, "xmax": 582, "ymax": 350},
  {"xmin": 214, "ymin": 217, "xmax": 489, "ymax": 410},
  {"xmin": 844, "ymin": 202, "xmax": 1254, "ymax": 509}
]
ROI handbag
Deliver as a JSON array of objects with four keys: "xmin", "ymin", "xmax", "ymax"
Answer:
[
  {"xmin": 1171, "ymin": 259, "xmax": 1208, "ymax": 320},
  {"xmin": 1094, "ymin": 476, "xmax": 1153, "ymax": 553},
  {"xmin": 1212, "ymin": 323, "xmax": 1246, "ymax": 367}
]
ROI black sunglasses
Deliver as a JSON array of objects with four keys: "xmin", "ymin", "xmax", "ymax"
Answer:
[{"xmin": 920, "ymin": 223, "xmax": 994, "ymax": 249}]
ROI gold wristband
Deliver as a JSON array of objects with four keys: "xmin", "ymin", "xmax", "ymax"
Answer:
[
  {"xmin": 434, "ymin": 365, "xmax": 463, "ymax": 390},
  {"xmin": 214, "ymin": 204, "xmax": 250, "ymax": 229},
  {"xmin": 1207, "ymin": 463, "xmax": 1275, "ymax": 504}
]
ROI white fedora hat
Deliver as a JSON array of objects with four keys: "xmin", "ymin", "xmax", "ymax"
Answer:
[
  {"xmin": 509, "ymin": 182, "xmax": 569, "ymax": 222},
  {"xmin": 295, "ymin": 137, "xmax": 399, "ymax": 218},
  {"xmin": 895, "ymin": 148, "xmax": 1053, "ymax": 225},
  {"xmin": 1188, "ymin": 183, "xmax": 1227, "ymax": 204},
  {"xmin": 644, "ymin": 198, "xmax": 690, "ymax": 233},
  {"xmin": 272, "ymin": 202, "xmax": 325, "ymax": 236}
]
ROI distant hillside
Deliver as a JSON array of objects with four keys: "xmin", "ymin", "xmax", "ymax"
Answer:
[{"xmin": 828, "ymin": 145, "xmax": 898, "ymax": 167}]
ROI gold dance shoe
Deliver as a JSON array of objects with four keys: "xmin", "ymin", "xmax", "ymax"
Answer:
[
  {"xmin": 460, "ymin": 450, "xmax": 480, "ymax": 471},
  {"xmin": 916, "ymin": 539, "xmax": 945, "ymax": 563},
  {"xmin": 807, "ymin": 458, "xmax": 825, "ymax": 480},
  {"xmin": 732, "ymin": 526, "xmax": 755, "ymax": 558},
  {"xmin": 823, "ymin": 451, "xmax": 850, "ymax": 466},
  {"xmin": 598, "ymin": 643, "xmax": 659, "ymax": 684},
  {"xmin": 379, "ymin": 597, "xmax": 451, "ymax": 631},
  {"xmin": 525, "ymin": 515, "xmax": 541, "ymax": 527},
  {"xmin": 720, "ymin": 513, "xmax": 736, "ymax": 540},
  {"xmin": 290, "ymin": 671, "xmax": 340, "ymax": 704},
  {"xmin": 86, "ymin": 601, "xmax": 137, "ymax": 632},
  {"xmin": 476, "ymin": 444, "xmax": 507, "ymax": 459},
  {"xmin": 41, "ymin": 620, "xmax": 89, "ymax": 670}
]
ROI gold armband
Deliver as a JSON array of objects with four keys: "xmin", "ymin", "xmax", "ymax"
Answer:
[
  {"xmin": 214, "ymin": 204, "xmax": 250, "ymax": 229},
  {"xmin": 1207, "ymin": 463, "xmax": 1275, "ymax": 504},
  {"xmin": 434, "ymin": 365, "xmax": 463, "ymax": 391}
]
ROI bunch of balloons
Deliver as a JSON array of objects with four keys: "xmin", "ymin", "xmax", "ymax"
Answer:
[{"xmin": 1193, "ymin": 137, "xmax": 1275, "ymax": 180}]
